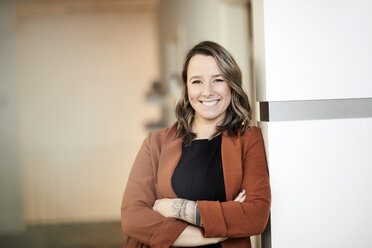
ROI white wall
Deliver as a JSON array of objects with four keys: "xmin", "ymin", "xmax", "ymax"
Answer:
[
  {"xmin": 252, "ymin": 0, "xmax": 372, "ymax": 247},
  {"xmin": 15, "ymin": 0, "xmax": 160, "ymax": 224},
  {"xmin": 261, "ymin": 119, "xmax": 372, "ymax": 248},
  {"xmin": 253, "ymin": 0, "xmax": 372, "ymax": 101}
]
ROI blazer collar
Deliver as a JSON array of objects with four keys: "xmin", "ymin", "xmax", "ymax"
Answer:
[
  {"xmin": 221, "ymin": 130, "xmax": 242, "ymax": 200},
  {"xmin": 157, "ymin": 124, "xmax": 181, "ymax": 198},
  {"xmin": 157, "ymin": 126, "xmax": 243, "ymax": 201}
]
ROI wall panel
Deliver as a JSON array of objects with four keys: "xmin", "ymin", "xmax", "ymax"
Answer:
[{"xmin": 261, "ymin": 118, "xmax": 372, "ymax": 247}]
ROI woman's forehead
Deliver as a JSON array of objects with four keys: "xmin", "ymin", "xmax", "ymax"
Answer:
[{"xmin": 187, "ymin": 55, "xmax": 221, "ymax": 77}]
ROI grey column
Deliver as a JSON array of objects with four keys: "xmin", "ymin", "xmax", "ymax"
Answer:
[{"xmin": 0, "ymin": 0, "xmax": 24, "ymax": 234}]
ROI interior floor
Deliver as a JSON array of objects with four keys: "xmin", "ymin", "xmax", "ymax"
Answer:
[{"xmin": 0, "ymin": 221, "xmax": 125, "ymax": 248}]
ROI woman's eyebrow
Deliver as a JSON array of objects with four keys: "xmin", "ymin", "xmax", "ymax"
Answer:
[
  {"xmin": 189, "ymin": 75, "xmax": 201, "ymax": 81},
  {"xmin": 189, "ymin": 74, "xmax": 223, "ymax": 81}
]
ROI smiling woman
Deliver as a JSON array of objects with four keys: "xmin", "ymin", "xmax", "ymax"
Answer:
[
  {"xmin": 186, "ymin": 55, "xmax": 232, "ymax": 139},
  {"xmin": 176, "ymin": 41, "xmax": 253, "ymax": 146},
  {"xmin": 121, "ymin": 41, "xmax": 271, "ymax": 248}
]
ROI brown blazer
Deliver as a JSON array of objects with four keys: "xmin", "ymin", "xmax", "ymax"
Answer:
[{"xmin": 121, "ymin": 123, "xmax": 271, "ymax": 248}]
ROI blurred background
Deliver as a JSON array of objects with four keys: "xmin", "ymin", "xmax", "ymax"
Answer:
[{"xmin": 0, "ymin": 0, "xmax": 256, "ymax": 247}]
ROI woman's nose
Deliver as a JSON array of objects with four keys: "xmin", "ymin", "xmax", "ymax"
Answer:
[{"xmin": 202, "ymin": 83, "xmax": 213, "ymax": 97}]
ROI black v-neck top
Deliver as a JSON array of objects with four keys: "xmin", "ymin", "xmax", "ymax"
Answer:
[{"xmin": 171, "ymin": 134, "xmax": 226, "ymax": 247}]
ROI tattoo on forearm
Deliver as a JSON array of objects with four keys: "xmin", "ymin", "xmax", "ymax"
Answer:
[
  {"xmin": 180, "ymin": 199, "xmax": 187, "ymax": 218},
  {"xmin": 172, "ymin": 199, "xmax": 188, "ymax": 219},
  {"xmin": 172, "ymin": 199, "xmax": 203, "ymax": 227}
]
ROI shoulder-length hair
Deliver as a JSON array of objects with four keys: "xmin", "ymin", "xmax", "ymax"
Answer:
[{"xmin": 175, "ymin": 41, "xmax": 252, "ymax": 145}]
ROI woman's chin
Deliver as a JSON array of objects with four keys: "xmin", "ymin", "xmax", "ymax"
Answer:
[{"xmin": 195, "ymin": 113, "xmax": 225, "ymax": 123}]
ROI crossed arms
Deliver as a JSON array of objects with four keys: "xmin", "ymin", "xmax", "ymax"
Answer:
[
  {"xmin": 152, "ymin": 190, "xmax": 247, "ymax": 246},
  {"xmin": 121, "ymin": 127, "xmax": 271, "ymax": 247}
]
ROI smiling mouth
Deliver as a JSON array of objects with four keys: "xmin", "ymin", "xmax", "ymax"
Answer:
[{"xmin": 201, "ymin": 100, "xmax": 219, "ymax": 106}]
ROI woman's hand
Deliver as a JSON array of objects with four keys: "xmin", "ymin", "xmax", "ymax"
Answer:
[
  {"xmin": 152, "ymin": 198, "xmax": 178, "ymax": 218},
  {"xmin": 172, "ymin": 225, "xmax": 228, "ymax": 247},
  {"xmin": 234, "ymin": 189, "xmax": 246, "ymax": 202}
]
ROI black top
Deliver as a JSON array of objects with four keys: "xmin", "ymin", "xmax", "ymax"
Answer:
[{"xmin": 172, "ymin": 134, "xmax": 226, "ymax": 248}]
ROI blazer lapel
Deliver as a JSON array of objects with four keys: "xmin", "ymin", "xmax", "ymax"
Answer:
[
  {"xmin": 221, "ymin": 131, "xmax": 243, "ymax": 201},
  {"xmin": 157, "ymin": 125, "xmax": 182, "ymax": 198}
]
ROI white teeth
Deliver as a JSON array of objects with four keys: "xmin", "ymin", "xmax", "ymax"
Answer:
[{"xmin": 202, "ymin": 100, "xmax": 218, "ymax": 106}]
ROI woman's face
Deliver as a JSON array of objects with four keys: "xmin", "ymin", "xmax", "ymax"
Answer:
[{"xmin": 187, "ymin": 54, "xmax": 231, "ymax": 125}]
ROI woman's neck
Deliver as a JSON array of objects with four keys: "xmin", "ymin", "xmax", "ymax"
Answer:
[{"xmin": 192, "ymin": 118, "xmax": 222, "ymax": 140}]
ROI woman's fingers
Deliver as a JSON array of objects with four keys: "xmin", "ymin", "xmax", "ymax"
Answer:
[
  {"xmin": 152, "ymin": 198, "xmax": 176, "ymax": 217},
  {"xmin": 234, "ymin": 189, "xmax": 246, "ymax": 202},
  {"xmin": 152, "ymin": 199, "xmax": 160, "ymax": 211},
  {"xmin": 234, "ymin": 192, "xmax": 241, "ymax": 202}
]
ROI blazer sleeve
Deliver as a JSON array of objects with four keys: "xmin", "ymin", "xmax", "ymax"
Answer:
[
  {"xmin": 197, "ymin": 127, "xmax": 271, "ymax": 238},
  {"xmin": 121, "ymin": 133, "xmax": 188, "ymax": 247}
]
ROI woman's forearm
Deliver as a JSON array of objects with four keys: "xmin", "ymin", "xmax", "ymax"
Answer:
[
  {"xmin": 173, "ymin": 199, "xmax": 203, "ymax": 227},
  {"xmin": 178, "ymin": 190, "xmax": 246, "ymax": 226},
  {"xmin": 153, "ymin": 198, "xmax": 203, "ymax": 227},
  {"xmin": 153, "ymin": 191, "xmax": 246, "ymax": 227},
  {"xmin": 172, "ymin": 225, "xmax": 227, "ymax": 247}
]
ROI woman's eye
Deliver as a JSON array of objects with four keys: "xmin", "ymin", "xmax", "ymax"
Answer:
[
  {"xmin": 191, "ymin": 80, "xmax": 202, "ymax": 84},
  {"xmin": 214, "ymin": 79, "xmax": 224, "ymax": 83}
]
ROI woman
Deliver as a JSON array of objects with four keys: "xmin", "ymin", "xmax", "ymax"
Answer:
[{"xmin": 121, "ymin": 41, "xmax": 270, "ymax": 248}]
